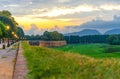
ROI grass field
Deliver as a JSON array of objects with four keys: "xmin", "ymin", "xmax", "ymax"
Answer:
[
  {"xmin": 53, "ymin": 44, "xmax": 120, "ymax": 58},
  {"xmin": 22, "ymin": 42, "xmax": 120, "ymax": 79}
]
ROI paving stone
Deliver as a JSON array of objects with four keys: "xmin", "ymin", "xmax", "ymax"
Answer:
[{"xmin": 13, "ymin": 43, "xmax": 28, "ymax": 79}]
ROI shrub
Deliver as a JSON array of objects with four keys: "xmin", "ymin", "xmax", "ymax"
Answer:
[
  {"xmin": 107, "ymin": 35, "xmax": 120, "ymax": 45},
  {"xmin": 104, "ymin": 46, "xmax": 120, "ymax": 53}
]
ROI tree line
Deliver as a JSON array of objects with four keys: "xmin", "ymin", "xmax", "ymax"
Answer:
[
  {"xmin": 65, "ymin": 34, "xmax": 120, "ymax": 45},
  {"xmin": 0, "ymin": 10, "xmax": 24, "ymax": 48},
  {"xmin": 25, "ymin": 31, "xmax": 120, "ymax": 45},
  {"xmin": 64, "ymin": 35, "xmax": 108, "ymax": 44},
  {"xmin": 25, "ymin": 31, "xmax": 64, "ymax": 41}
]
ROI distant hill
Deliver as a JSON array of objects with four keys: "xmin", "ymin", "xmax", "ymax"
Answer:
[
  {"xmin": 104, "ymin": 29, "xmax": 120, "ymax": 35},
  {"xmin": 64, "ymin": 15, "xmax": 120, "ymax": 34},
  {"xmin": 65, "ymin": 29, "xmax": 101, "ymax": 36}
]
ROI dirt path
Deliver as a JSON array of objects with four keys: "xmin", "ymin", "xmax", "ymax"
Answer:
[
  {"xmin": 0, "ymin": 45, "xmax": 17, "ymax": 79},
  {"xmin": 13, "ymin": 43, "xmax": 28, "ymax": 79}
]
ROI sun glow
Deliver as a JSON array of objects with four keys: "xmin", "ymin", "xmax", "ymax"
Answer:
[
  {"xmin": 14, "ymin": 4, "xmax": 120, "ymax": 32},
  {"xmin": 14, "ymin": 16, "xmax": 81, "ymax": 30}
]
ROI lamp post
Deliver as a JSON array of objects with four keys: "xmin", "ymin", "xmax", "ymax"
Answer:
[
  {"xmin": 6, "ymin": 25, "xmax": 10, "ymax": 47},
  {"xmin": 2, "ymin": 38, "xmax": 5, "ymax": 49},
  {"xmin": 11, "ymin": 31, "xmax": 15, "ymax": 44},
  {"xmin": 11, "ymin": 32, "xmax": 18, "ymax": 44}
]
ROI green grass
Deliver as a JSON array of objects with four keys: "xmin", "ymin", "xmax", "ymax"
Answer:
[
  {"xmin": 22, "ymin": 42, "xmax": 120, "ymax": 79},
  {"xmin": 53, "ymin": 44, "xmax": 120, "ymax": 58}
]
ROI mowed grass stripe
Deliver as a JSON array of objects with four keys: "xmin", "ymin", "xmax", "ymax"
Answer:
[{"xmin": 53, "ymin": 44, "xmax": 120, "ymax": 58}]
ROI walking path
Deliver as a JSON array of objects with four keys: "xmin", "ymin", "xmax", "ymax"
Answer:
[
  {"xmin": 13, "ymin": 43, "xmax": 28, "ymax": 79},
  {"xmin": 0, "ymin": 44, "xmax": 17, "ymax": 79}
]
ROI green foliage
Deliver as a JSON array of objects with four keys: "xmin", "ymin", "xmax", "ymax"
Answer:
[
  {"xmin": 0, "ymin": 28, "xmax": 2, "ymax": 36},
  {"xmin": 0, "ymin": 10, "xmax": 18, "ymax": 25},
  {"xmin": 25, "ymin": 35, "xmax": 41, "ymax": 40},
  {"xmin": 41, "ymin": 31, "xmax": 64, "ymax": 41},
  {"xmin": 107, "ymin": 35, "xmax": 119, "ymax": 45},
  {"xmin": 65, "ymin": 35, "xmax": 109, "ymax": 44},
  {"xmin": 104, "ymin": 46, "xmax": 120, "ymax": 53},
  {"xmin": 17, "ymin": 27, "xmax": 24, "ymax": 39},
  {"xmin": 0, "ymin": 10, "xmax": 25, "ymax": 40},
  {"xmin": 0, "ymin": 15, "xmax": 17, "ymax": 38},
  {"xmin": 0, "ymin": 21, "xmax": 3, "ymax": 36},
  {"xmin": 22, "ymin": 42, "xmax": 120, "ymax": 79},
  {"xmin": 0, "ymin": 10, "xmax": 11, "ymax": 16},
  {"xmin": 0, "ymin": 21, "xmax": 7, "ymax": 37},
  {"xmin": 54, "ymin": 44, "xmax": 120, "ymax": 58},
  {"xmin": 0, "ymin": 16, "xmax": 16, "ymax": 31},
  {"xmin": 107, "ymin": 35, "xmax": 120, "ymax": 45}
]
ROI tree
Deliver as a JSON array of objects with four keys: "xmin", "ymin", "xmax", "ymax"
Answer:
[
  {"xmin": 0, "ymin": 16, "xmax": 17, "ymax": 37},
  {"xmin": 17, "ymin": 27, "xmax": 24, "ymax": 39},
  {"xmin": 107, "ymin": 35, "xmax": 120, "ymax": 45},
  {"xmin": 0, "ymin": 21, "xmax": 7, "ymax": 48},
  {"xmin": 41, "ymin": 31, "xmax": 64, "ymax": 41},
  {"xmin": 0, "ymin": 21, "xmax": 7, "ymax": 38},
  {"xmin": 0, "ymin": 15, "xmax": 18, "ymax": 48},
  {"xmin": 0, "ymin": 10, "xmax": 18, "ymax": 25}
]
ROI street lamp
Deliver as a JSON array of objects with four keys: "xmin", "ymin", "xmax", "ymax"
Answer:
[
  {"xmin": 11, "ymin": 31, "xmax": 15, "ymax": 44},
  {"xmin": 12, "ymin": 31, "xmax": 15, "ymax": 35},
  {"xmin": 6, "ymin": 25, "xmax": 10, "ymax": 47},
  {"xmin": 6, "ymin": 25, "xmax": 10, "ymax": 30}
]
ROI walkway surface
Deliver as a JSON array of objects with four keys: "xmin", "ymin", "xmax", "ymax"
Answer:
[
  {"xmin": 13, "ymin": 43, "xmax": 28, "ymax": 79},
  {"xmin": 0, "ymin": 44, "xmax": 17, "ymax": 79}
]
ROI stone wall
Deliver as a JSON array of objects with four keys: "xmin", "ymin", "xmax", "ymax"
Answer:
[
  {"xmin": 28, "ymin": 41, "xmax": 67, "ymax": 47},
  {"xmin": 40, "ymin": 41, "xmax": 67, "ymax": 47},
  {"xmin": 29, "ymin": 41, "xmax": 40, "ymax": 46}
]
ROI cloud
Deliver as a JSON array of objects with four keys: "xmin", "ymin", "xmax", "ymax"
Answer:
[
  {"xmin": 100, "ymin": 4, "xmax": 120, "ymax": 10},
  {"xmin": 63, "ymin": 15, "xmax": 120, "ymax": 34},
  {"xmin": 22, "ymin": 15, "xmax": 120, "ymax": 35},
  {"xmin": 2, "ymin": 0, "xmax": 120, "ymax": 35},
  {"xmin": 57, "ymin": 0, "xmax": 71, "ymax": 3},
  {"xmin": 26, "ymin": 4, "xmax": 99, "ymax": 18},
  {"xmin": 24, "ymin": 24, "xmax": 64, "ymax": 35},
  {"xmin": 29, "ymin": 4, "xmax": 120, "ymax": 18},
  {"xmin": 1, "ymin": 0, "xmax": 120, "ymax": 18},
  {"xmin": 7, "ymin": 4, "xmax": 19, "ymax": 7}
]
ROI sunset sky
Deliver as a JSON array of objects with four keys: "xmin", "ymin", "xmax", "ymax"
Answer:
[{"xmin": 1, "ymin": 0, "xmax": 120, "ymax": 35}]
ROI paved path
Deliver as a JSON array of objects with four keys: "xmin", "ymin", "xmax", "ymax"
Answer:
[
  {"xmin": 13, "ymin": 43, "xmax": 28, "ymax": 79},
  {"xmin": 0, "ymin": 44, "xmax": 17, "ymax": 79}
]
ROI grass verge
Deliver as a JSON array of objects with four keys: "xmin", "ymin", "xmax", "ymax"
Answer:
[
  {"xmin": 22, "ymin": 42, "xmax": 120, "ymax": 79},
  {"xmin": 53, "ymin": 44, "xmax": 120, "ymax": 58}
]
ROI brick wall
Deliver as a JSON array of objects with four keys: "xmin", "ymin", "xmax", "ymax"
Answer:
[{"xmin": 40, "ymin": 41, "xmax": 67, "ymax": 47}]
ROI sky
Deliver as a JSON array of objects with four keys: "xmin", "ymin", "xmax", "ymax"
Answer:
[{"xmin": 1, "ymin": 0, "xmax": 120, "ymax": 35}]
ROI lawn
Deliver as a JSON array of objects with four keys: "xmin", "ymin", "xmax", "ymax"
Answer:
[
  {"xmin": 22, "ymin": 42, "xmax": 120, "ymax": 79},
  {"xmin": 53, "ymin": 44, "xmax": 120, "ymax": 58}
]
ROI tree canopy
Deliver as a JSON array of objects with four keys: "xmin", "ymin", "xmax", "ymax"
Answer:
[
  {"xmin": 0, "ymin": 21, "xmax": 6, "ymax": 37},
  {"xmin": 0, "ymin": 10, "xmax": 25, "ymax": 39},
  {"xmin": 107, "ymin": 35, "xmax": 120, "ymax": 45},
  {"xmin": 41, "ymin": 31, "xmax": 64, "ymax": 41},
  {"xmin": 17, "ymin": 27, "xmax": 25, "ymax": 39},
  {"xmin": 0, "ymin": 10, "xmax": 18, "ymax": 25}
]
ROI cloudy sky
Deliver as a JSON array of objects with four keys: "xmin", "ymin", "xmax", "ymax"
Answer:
[{"xmin": 1, "ymin": 0, "xmax": 120, "ymax": 35}]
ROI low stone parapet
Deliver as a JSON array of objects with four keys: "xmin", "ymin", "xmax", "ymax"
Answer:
[{"xmin": 40, "ymin": 41, "xmax": 67, "ymax": 47}]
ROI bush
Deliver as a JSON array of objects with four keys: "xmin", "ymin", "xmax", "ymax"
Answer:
[
  {"xmin": 41, "ymin": 31, "xmax": 64, "ymax": 41},
  {"xmin": 107, "ymin": 35, "xmax": 120, "ymax": 45},
  {"xmin": 104, "ymin": 46, "xmax": 120, "ymax": 53}
]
